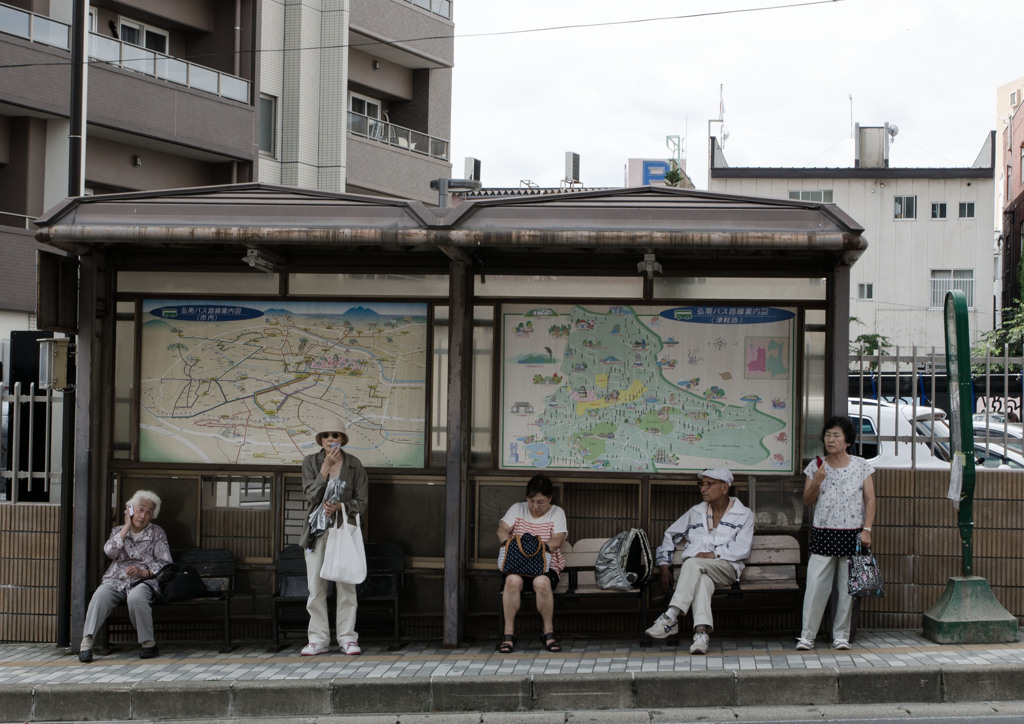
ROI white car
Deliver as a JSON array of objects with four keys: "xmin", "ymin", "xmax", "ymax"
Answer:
[{"xmin": 845, "ymin": 398, "xmax": 951, "ymax": 469}]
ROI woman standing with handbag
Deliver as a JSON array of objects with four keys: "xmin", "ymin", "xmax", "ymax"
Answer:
[
  {"xmin": 496, "ymin": 474, "xmax": 567, "ymax": 654},
  {"xmin": 797, "ymin": 415, "xmax": 876, "ymax": 651},
  {"xmin": 299, "ymin": 417, "xmax": 368, "ymax": 656}
]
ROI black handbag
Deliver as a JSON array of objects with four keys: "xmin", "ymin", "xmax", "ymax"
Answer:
[
  {"xmin": 154, "ymin": 563, "xmax": 210, "ymax": 603},
  {"xmin": 498, "ymin": 533, "xmax": 549, "ymax": 577},
  {"xmin": 847, "ymin": 540, "xmax": 884, "ymax": 598}
]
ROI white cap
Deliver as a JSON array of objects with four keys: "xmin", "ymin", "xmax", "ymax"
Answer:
[{"xmin": 698, "ymin": 467, "xmax": 734, "ymax": 486}]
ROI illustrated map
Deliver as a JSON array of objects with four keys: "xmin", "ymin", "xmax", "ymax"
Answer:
[
  {"xmin": 501, "ymin": 304, "xmax": 795, "ymax": 473},
  {"xmin": 139, "ymin": 300, "xmax": 427, "ymax": 466}
]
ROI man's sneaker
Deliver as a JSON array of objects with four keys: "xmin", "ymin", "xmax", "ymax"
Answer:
[
  {"xmin": 301, "ymin": 641, "xmax": 330, "ymax": 656},
  {"xmin": 342, "ymin": 641, "xmax": 362, "ymax": 656},
  {"xmin": 689, "ymin": 631, "xmax": 710, "ymax": 655},
  {"xmin": 644, "ymin": 613, "xmax": 679, "ymax": 640},
  {"xmin": 832, "ymin": 638, "xmax": 851, "ymax": 650},
  {"xmin": 795, "ymin": 637, "xmax": 815, "ymax": 651}
]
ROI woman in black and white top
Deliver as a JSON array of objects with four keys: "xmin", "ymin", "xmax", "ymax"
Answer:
[{"xmin": 796, "ymin": 415, "xmax": 876, "ymax": 651}]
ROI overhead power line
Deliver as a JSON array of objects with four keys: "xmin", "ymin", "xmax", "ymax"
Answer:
[{"xmin": 0, "ymin": 0, "xmax": 844, "ymax": 72}]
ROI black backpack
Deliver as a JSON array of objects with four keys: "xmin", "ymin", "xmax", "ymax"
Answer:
[{"xmin": 154, "ymin": 563, "xmax": 209, "ymax": 603}]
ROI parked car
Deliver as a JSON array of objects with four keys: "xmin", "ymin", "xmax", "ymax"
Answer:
[
  {"xmin": 846, "ymin": 398, "xmax": 951, "ymax": 469},
  {"xmin": 970, "ymin": 413, "xmax": 1024, "ymax": 449},
  {"xmin": 915, "ymin": 413, "xmax": 1024, "ymax": 469}
]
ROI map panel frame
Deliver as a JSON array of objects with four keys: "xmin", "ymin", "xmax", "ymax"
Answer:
[
  {"xmin": 139, "ymin": 299, "xmax": 428, "ymax": 467},
  {"xmin": 500, "ymin": 303, "xmax": 796, "ymax": 474}
]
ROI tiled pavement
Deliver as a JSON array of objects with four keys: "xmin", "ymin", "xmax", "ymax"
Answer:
[
  {"xmin": 2, "ymin": 630, "xmax": 1023, "ymax": 685},
  {"xmin": 3, "ymin": 630, "xmax": 1024, "ymax": 722}
]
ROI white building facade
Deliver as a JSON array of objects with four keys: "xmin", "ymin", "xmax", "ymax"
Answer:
[{"xmin": 708, "ymin": 127, "xmax": 997, "ymax": 351}]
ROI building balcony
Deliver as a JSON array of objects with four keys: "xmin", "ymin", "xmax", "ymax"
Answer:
[
  {"xmin": 348, "ymin": 111, "xmax": 449, "ymax": 161},
  {"xmin": 0, "ymin": 3, "xmax": 250, "ymax": 104}
]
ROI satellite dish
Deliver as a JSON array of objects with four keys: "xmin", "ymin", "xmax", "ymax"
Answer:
[
  {"xmin": 888, "ymin": 125, "xmax": 899, "ymax": 138},
  {"xmin": 722, "ymin": 128, "xmax": 730, "ymax": 141}
]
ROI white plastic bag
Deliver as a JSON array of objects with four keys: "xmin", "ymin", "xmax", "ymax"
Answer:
[{"xmin": 319, "ymin": 504, "xmax": 367, "ymax": 584}]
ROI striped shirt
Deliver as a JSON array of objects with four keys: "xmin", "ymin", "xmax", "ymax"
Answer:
[{"xmin": 501, "ymin": 502, "xmax": 568, "ymax": 574}]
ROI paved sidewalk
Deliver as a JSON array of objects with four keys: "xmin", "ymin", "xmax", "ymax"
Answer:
[{"xmin": 2, "ymin": 630, "xmax": 1024, "ymax": 722}]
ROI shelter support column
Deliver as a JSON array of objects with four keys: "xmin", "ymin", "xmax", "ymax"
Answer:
[
  {"xmin": 443, "ymin": 250, "xmax": 473, "ymax": 647},
  {"xmin": 826, "ymin": 264, "xmax": 851, "ymax": 419},
  {"xmin": 70, "ymin": 253, "xmax": 107, "ymax": 644}
]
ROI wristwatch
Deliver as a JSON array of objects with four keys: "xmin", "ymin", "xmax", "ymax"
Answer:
[{"xmin": 862, "ymin": 526, "xmax": 872, "ymax": 532}]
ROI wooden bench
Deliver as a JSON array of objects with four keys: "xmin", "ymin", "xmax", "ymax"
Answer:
[
  {"xmin": 659, "ymin": 534, "xmax": 802, "ymax": 638},
  {"xmin": 103, "ymin": 548, "xmax": 235, "ymax": 653},
  {"xmin": 670, "ymin": 534, "xmax": 802, "ymax": 596},
  {"xmin": 497, "ymin": 534, "xmax": 801, "ymax": 641},
  {"xmin": 271, "ymin": 542, "xmax": 405, "ymax": 650}
]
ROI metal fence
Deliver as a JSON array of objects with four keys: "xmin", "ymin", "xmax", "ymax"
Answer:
[{"xmin": 0, "ymin": 382, "xmax": 63, "ymax": 503}]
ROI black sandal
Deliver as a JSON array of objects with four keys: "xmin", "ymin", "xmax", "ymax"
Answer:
[
  {"xmin": 497, "ymin": 634, "xmax": 516, "ymax": 653},
  {"xmin": 540, "ymin": 632, "xmax": 562, "ymax": 652}
]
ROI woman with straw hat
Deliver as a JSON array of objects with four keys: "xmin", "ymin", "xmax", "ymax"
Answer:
[{"xmin": 298, "ymin": 416, "xmax": 368, "ymax": 656}]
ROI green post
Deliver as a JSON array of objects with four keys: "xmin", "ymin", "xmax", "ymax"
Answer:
[
  {"xmin": 942, "ymin": 290, "xmax": 975, "ymax": 575},
  {"xmin": 921, "ymin": 290, "xmax": 1017, "ymax": 643}
]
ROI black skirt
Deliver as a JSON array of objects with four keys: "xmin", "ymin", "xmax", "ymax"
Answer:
[{"xmin": 808, "ymin": 527, "xmax": 861, "ymax": 557}]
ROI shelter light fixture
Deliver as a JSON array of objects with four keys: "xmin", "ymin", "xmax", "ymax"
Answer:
[
  {"xmin": 132, "ymin": 155, "xmax": 142, "ymax": 167},
  {"xmin": 243, "ymin": 248, "xmax": 282, "ymax": 273},
  {"xmin": 637, "ymin": 253, "xmax": 662, "ymax": 279},
  {"xmin": 373, "ymin": 59, "xmax": 381, "ymax": 70}
]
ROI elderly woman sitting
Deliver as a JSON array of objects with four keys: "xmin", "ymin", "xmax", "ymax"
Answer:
[{"xmin": 78, "ymin": 490, "xmax": 172, "ymax": 662}]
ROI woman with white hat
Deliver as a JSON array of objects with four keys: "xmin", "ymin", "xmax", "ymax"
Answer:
[{"xmin": 298, "ymin": 416, "xmax": 368, "ymax": 656}]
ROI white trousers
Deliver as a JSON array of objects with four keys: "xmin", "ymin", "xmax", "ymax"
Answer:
[
  {"xmin": 83, "ymin": 582, "xmax": 158, "ymax": 643},
  {"xmin": 669, "ymin": 557, "xmax": 737, "ymax": 633},
  {"xmin": 305, "ymin": 536, "xmax": 359, "ymax": 646},
  {"xmin": 800, "ymin": 553, "xmax": 853, "ymax": 642}
]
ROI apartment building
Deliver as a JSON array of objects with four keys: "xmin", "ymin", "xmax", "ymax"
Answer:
[
  {"xmin": 257, "ymin": 0, "xmax": 454, "ymax": 201},
  {"xmin": 0, "ymin": 0, "xmax": 454, "ymax": 340},
  {"xmin": 1000, "ymin": 80, "xmax": 1024, "ymax": 309},
  {"xmin": 0, "ymin": 0, "xmax": 259, "ymax": 338},
  {"xmin": 708, "ymin": 125, "xmax": 997, "ymax": 351}
]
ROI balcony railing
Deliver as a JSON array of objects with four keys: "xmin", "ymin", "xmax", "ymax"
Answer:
[
  {"xmin": 348, "ymin": 111, "xmax": 449, "ymax": 161},
  {"xmin": 89, "ymin": 33, "xmax": 249, "ymax": 103},
  {"xmin": 404, "ymin": 0, "xmax": 453, "ymax": 20},
  {"xmin": 0, "ymin": 3, "xmax": 250, "ymax": 104}
]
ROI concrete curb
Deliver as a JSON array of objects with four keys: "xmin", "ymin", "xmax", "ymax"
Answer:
[{"xmin": 8, "ymin": 664, "xmax": 1024, "ymax": 721}]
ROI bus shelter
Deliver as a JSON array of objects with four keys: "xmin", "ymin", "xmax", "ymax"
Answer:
[{"xmin": 34, "ymin": 183, "xmax": 866, "ymax": 646}]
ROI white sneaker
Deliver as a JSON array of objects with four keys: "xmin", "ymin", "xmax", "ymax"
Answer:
[
  {"xmin": 300, "ymin": 641, "xmax": 330, "ymax": 656},
  {"xmin": 689, "ymin": 631, "xmax": 710, "ymax": 655},
  {"xmin": 832, "ymin": 638, "xmax": 850, "ymax": 650},
  {"xmin": 645, "ymin": 613, "xmax": 679, "ymax": 639},
  {"xmin": 795, "ymin": 637, "xmax": 815, "ymax": 651},
  {"xmin": 342, "ymin": 641, "xmax": 362, "ymax": 656}
]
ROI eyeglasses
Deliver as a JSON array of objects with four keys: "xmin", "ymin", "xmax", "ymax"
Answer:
[{"xmin": 322, "ymin": 432, "xmax": 344, "ymax": 438}]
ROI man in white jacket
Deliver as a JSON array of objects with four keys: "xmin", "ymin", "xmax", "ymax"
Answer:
[{"xmin": 644, "ymin": 468, "xmax": 754, "ymax": 654}]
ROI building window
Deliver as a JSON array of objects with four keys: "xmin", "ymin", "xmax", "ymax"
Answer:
[
  {"xmin": 857, "ymin": 283, "xmax": 874, "ymax": 300},
  {"xmin": 788, "ymin": 190, "xmax": 833, "ymax": 202},
  {"xmin": 958, "ymin": 202, "xmax": 975, "ymax": 219},
  {"xmin": 348, "ymin": 92, "xmax": 385, "ymax": 140},
  {"xmin": 931, "ymin": 203, "xmax": 946, "ymax": 219},
  {"xmin": 930, "ymin": 269, "xmax": 974, "ymax": 308},
  {"xmin": 119, "ymin": 18, "xmax": 168, "ymax": 53},
  {"xmin": 894, "ymin": 195, "xmax": 916, "ymax": 219},
  {"xmin": 1013, "ymin": 91, "xmax": 1019, "ymax": 107},
  {"xmin": 258, "ymin": 95, "xmax": 276, "ymax": 155}
]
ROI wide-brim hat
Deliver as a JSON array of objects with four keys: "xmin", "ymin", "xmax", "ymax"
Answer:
[
  {"xmin": 698, "ymin": 467, "xmax": 734, "ymax": 486},
  {"xmin": 315, "ymin": 416, "xmax": 349, "ymax": 446}
]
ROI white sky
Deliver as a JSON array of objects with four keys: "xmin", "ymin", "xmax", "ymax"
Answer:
[{"xmin": 449, "ymin": 0, "xmax": 1024, "ymax": 191}]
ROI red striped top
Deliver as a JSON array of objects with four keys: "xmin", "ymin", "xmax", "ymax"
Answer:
[{"xmin": 501, "ymin": 502, "xmax": 568, "ymax": 573}]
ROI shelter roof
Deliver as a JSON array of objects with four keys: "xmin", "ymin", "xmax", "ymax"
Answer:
[{"xmin": 34, "ymin": 183, "xmax": 867, "ymax": 276}]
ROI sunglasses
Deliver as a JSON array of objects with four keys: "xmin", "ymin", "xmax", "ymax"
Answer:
[{"xmin": 322, "ymin": 431, "xmax": 345, "ymax": 438}]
